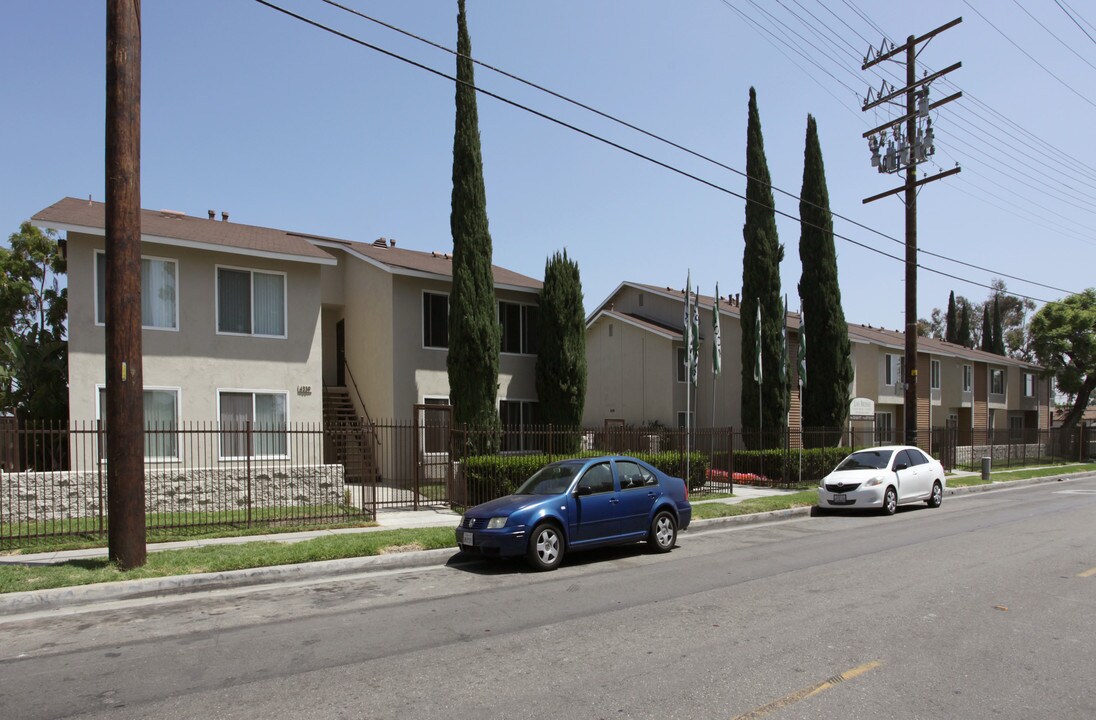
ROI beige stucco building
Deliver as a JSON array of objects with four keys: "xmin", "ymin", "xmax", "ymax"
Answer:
[
  {"xmin": 584, "ymin": 282, "xmax": 1051, "ymax": 454},
  {"xmin": 32, "ymin": 197, "xmax": 541, "ymax": 461}
]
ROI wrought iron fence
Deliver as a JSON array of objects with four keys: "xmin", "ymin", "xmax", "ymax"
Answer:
[
  {"xmin": 1, "ymin": 421, "xmax": 363, "ymax": 544},
  {"xmin": 930, "ymin": 425, "xmax": 1091, "ymax": 471}
]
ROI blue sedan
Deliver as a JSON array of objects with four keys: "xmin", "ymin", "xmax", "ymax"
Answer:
[{"xmin": 456, "ymin": 455, "xmax": 692, "ymax": 571}]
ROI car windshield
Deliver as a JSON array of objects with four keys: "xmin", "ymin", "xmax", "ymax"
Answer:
[
  {"xmin": 835, "ymin": 450, "xmax": 894, "ymax": 471},
  {"xmin": 514, "ymin": 462, "xmax": 583, "ymax": 495}
]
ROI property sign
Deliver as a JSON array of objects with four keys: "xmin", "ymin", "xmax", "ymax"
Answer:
[{"xmin": 849, "ymin": 397, "xmax": 875, "ymax": 418}]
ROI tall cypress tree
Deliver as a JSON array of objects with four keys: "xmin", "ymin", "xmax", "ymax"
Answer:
[
  {"xmin": 448, "ymin": 0, "xmax": 500, "ymax": 444},
  {"xmin": 535, "ymin": 250, "xmax": 586, "ymax": 448},
  {"xmin": 991, "ymin": 294, "xmax": 1006, "ymax": 355},
  {"xmin": 980, "ymin": 304, "xmax": 993, "ymax": 352},
  {"xmin": 945, "ymin": 291, "xmax": 958, "ymax": 344},
  {"xmin": 957, "ymin": 301, "xmax": 972, "ymax": 348},
  {"xmin": 740, "ymin": 87, "xmax": 787, "ymax": 442},
  {"xmin": 797, "ymin": 114, "xmax": 851, "ymax": 443}
]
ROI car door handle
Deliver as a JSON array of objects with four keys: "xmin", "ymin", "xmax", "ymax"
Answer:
[
  {"xmin": 647, "ymin": 492, "xmax": 658, "ymax": 498},
  {"xmin": 609, "ymin": 498, "xmax": 619, "ymax": 504}
]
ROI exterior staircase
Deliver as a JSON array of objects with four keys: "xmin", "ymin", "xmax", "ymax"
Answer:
[{"xmin": 322, "ymin": 386, "xmax": 378, "ymax": 487}]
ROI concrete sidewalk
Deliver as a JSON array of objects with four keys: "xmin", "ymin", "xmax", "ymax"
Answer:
[{"xmin": 1, "ymin": 487, "xmax": 794, "ymax": 567}]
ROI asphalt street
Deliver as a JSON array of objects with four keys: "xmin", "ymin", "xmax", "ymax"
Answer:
[{"xmin": 1, "ymin": 476, "xmax": 1094, "ymax": 720}]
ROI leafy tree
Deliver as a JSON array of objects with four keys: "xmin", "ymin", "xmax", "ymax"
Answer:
[
  {"xmin": 945, "ymin": 291, "xmax": 958, "ymax": 344},
  {"xmin": 1029, "ymin": 289, "xmax": 1096, "ymax": 435},
  {"xmin": 0, "ymin": 221, "xmax": 67, "ymax": 424},
  {"xmin": 797, "ymin": 116, "xmax": 851, "ymax": 444},
  {"xmin": 447, "ymin": 0, "xmax": 500, "ymax": 447},
  {"xmin": 535, "ymin": 250, "xmax": 586, "ymax": 448},
  {"xmin": 740, "ymin": 87, "xmax": 787, "ymax": 442}
]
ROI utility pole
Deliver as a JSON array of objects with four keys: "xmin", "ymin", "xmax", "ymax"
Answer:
[
  {"xmin": 105, "ymin": 0, "xmax": 146, "ymax": 569},
  {"xmin": 861, "ymin": 18, "xmax": 962, "ymax": 448}
]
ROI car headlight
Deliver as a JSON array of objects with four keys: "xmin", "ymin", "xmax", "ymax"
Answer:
[
  {"xmin": 864, "ymin": 476, "xmax": 884, "ymax": 487},
  {"xmin": 486, "ymin": 516, "xmax": 508, "ymax": 529},
  {"xmin": 818, "ymin": 477, "xmax": 827, "ymax": 488}
]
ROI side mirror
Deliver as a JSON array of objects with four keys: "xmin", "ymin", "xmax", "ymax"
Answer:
[
  {"xmin": 574, "ymin": 485, "xmax": 593, "ymax": 497},
  {"xmin": 894, "ymin": 463, "xmax": 909, "ymax": 472}
]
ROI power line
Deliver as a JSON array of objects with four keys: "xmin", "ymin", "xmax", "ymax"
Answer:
[
  {"xmin": 960, "ymin": 0, "xmax": 1096, "ymax": 110},
  {"xmin": 1010, "ymin": 0, "xmax": 1096, "ymax": 73},
  {"xmin": 1055, "ymin": 0, "xmax": 1096, "ymax": 46},
  {"xmin": 253, "ymin": 0, "xmax": 1062, "ymax": 302}
]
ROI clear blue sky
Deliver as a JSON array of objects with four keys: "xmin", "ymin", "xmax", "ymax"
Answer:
[{"xmin": 2, "ymin": 1, "xmax": 1092, "ymax": 330}]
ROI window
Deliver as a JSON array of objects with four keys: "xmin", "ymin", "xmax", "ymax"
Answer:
[
  {"xmin": 616, "ymin": 460, "xmax": 656, "ymax": 490},
  {"xmin": 1023, "ymin": 373, "xmax": 1036, "ymax": 398},
  {"xmin": 638, "ymin": 293, "xmax": 645, "ymax": 307},
  {"xmin": 97, "ymin": 386, "xmax": 179, "ymax": 460},
  {"xmin": 216, "ymin": 267, "xmax": 285, "ymax": 337},
  {"xmin": 423, "ymin": 397, "xmax": 450, "ymax": 454},
  {"xmin": 499, "ymin": 301, "xmax": 538, "ymax": 355},
  {"xmin": 219, "ymin": 391, "xmax": 288, "ymax": 458},
  {"xmin": 577, "ymin": 462, "xmax": 614, "ymax": 494},
  {"xmin": 962, "ymin": 364, "xmax": 973, "ymax": 393},
  {"xmin": 96, "ymin": 252, "xmax": 177, "ymax": 329},
  {"xmin": 875, "ymin": 412, "xmax": 894, "ymax": 444},
  {"xmin": 990, "ymin": 369, "xmax": 1005, "ymax": 395},
  {"xmin": 885, "ymin": 354, "xmax": 903, "ymax": 386},
  {"xmin": 500, "ymin": 399, "xmax": 538, "ymax": 451},
  {"xmin": 930, "ymin": 360, "xmax": 941, "ymax": 390},
  {"xmin": 423, "ymin": 292, "xmax": 449, "ymax": 348},
  {"xmin": 677, "ymin": 411, "xmax": 695, "ymax": 429},
  {"xmin": 1009, "ymin": 415, "xmax": 1023, "ymax": 439}
]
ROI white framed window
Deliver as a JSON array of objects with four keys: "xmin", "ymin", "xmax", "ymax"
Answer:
[
  {"xmin": 499, "ymin": 301, "xmax": 538, "ymax": 355},
  {"xmin": 930, "ymin": 360, "xmax": 941, "ymax": 390},
  {"xmin": 990, "ymin": 369, "xmax": 1005, "ymax": 396},
  {"xmin": 1023, "ymin": 372, "xmax": 1036, "ymax": 398},
  {"xmin": 500, "ymin": 399, "xmax": 538, "ymax": 452},
  {"xmin": 677, "ymin": 347, "xmax": 687, "ymax": 383},
  {"xmin": 875, "ymin": 411, "xmax": 894, "ymax": 444},
  {"xmin": 423, "ymin": 292, "xmax": 449, "ymax": 349},
  {"xmin": 962, "ymin": 364, "xmax": 973, "ymax": 392},
  {"xmin": 218, "ymin": 390, "xmax": 288, "ymax": 458},
  {"xmin": 96, "ymin": 385, "xmax": 181, "ymax": 460},
  {"xmin": 95, "ymin": 251, "xmax": 178, "ymax": 330},
  {"xmin": 216, "ymin": 266, "xmax": 286, "ymax": 337},
  {"xmin": 885, "ymin": 354, "xmax": 903, "ymax": 386}
]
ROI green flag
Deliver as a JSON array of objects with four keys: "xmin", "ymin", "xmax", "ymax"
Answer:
[
  {"xmin": 779, "ymin": 295, "xmax": 788, "ymax": 386},
  {"xmin": 753, "ymin": 304, "xmax": 762, "ymax": 386},
  {"xmin": 797, "ymin": 307, "xmax": 806, "ymax": 389},
  {"xmin": 712, "ymin": 283, "xmax": 722, "ymax": 376},
  {"xmin": 690, "ymin": 285, "xmax": 700, "ymax": 386}
]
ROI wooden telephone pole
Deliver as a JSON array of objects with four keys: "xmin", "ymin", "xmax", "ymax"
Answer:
[
  {"xmin": 105, "ymin": 0, "xmax": 146, "ymax": 568},
  {"xmin": 861, "ymin": 18, "xmax": 962, "ymax": 447}
]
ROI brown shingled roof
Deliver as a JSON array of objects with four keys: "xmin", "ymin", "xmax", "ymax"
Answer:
[
  {"xmin": 331, "ymin": 238, "xmax": 542, "ymax": 290},
  {"xmin": 33, "ymin": 197, "xmax": 335, "ymax": 262}
]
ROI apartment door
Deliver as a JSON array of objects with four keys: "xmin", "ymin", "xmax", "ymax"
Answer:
[{"xmin": 335, "ymin": 320, "xmax": 345, "ymax": 387}]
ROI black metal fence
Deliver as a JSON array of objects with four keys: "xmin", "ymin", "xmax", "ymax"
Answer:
[
  {"xmin": 1, "ymin": 421, "xmax": 364, "ymax": 544},
  {"xmin": 3, "ymin": 419, "xmax": 1090, "ymax": 543}
]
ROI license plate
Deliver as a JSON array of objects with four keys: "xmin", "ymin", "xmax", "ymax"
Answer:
[
  {"xmin": 832, "ymin": 493, "xmax": 847, "ymax": 504},
  {"xmin": 462, "ymin": 532, "xmax": 474, "ymax": 546}
]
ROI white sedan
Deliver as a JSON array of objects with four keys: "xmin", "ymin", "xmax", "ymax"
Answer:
[{"xmin": 817, "ymin": 445, "xmax": 946, "ymax": 515}]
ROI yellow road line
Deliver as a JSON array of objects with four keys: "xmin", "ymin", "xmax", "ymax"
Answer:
[
  {"xmin": 730, "ymin": 660, "xmax": 882, "ymax": 720},
  {"xmin": 1079, "ymin": 566, "xmax": 1096, "ymax": 578}
]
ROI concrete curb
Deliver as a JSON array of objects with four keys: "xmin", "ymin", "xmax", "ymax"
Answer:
[
  {"xmin": 2, "ymin": 471, "xmax": 1091, "ymax": 616},
  {"xmin": 0, "ymin": 547, "xmax": 470, "ymax": 616}
]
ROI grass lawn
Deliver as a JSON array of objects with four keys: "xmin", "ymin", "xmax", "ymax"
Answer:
[
  {"xmin": 0, "ymin": 527, "xmax": 456, "ymax": 595},
  {"xmin": 949, "ymin": 462, "xmax": 1096, "ymax": 487},
  {"xmin": 690, "ymin": 491, "xmax": 817, "ymax": 520}
]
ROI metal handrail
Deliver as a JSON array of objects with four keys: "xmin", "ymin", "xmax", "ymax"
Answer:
[{"xmin": 342, "ymin": 358, "xmax": 380, "ymax": 446}]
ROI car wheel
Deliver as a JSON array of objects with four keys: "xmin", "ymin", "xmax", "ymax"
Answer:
[
  {"xmin": 526, "ymin": 523, "xmax": 564, "ymax": 571},
  {"xmin": 927, "ymin": 481, "xmax": 943, "ymax": 508},
  {"xmin": 881, "ymin": 486, "xmax": 898, "ymax": 516},
  {"xmin": 648, "ymin": 510, "xmax": 677, "ymax": 553}
]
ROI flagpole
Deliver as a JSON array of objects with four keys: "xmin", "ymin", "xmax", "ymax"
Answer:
[{"xmin": 684, "ymin": 272, "xmax": 691, "ymax": 487}]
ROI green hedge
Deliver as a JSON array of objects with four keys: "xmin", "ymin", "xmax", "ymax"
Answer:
[
  {"xmin": 462, "ymin": 451, "xmax": 708, "ymax": 506},
  {"xmin": 715, "ymin": 447, "xmax": 849, "ymax": 486}
]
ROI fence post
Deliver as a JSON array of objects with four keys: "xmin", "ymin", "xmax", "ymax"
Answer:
[
  {"xmin": 96, "ymin": 420, "xmax": 105, "ymax": 536},
  {"xmin": 246, "ymin": 420, "xmax": 253, "ymax": 528}
]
